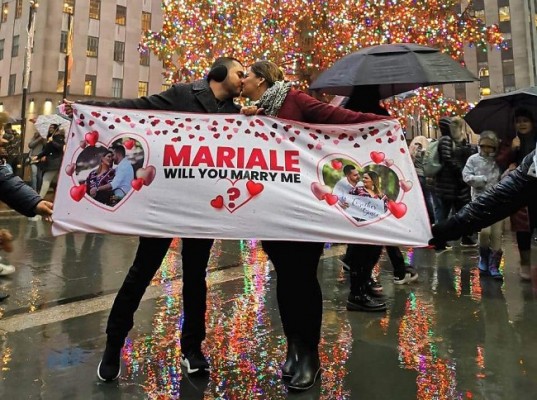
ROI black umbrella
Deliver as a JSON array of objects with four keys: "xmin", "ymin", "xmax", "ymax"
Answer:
[
  {"xmin": 464, "ymin": 86, "xmax": 537, "ymax": 139},
  {"xmin": 310, "ymin": 43, "xmax": 478, "ymax": 98}
]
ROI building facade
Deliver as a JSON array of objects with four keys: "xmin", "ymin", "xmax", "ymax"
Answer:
[
  {"xmin": 0, "ymin": 0, "xmax": 165, "ymax": 146},
  {"xmin": 447, "ymin": 0, "xmax": 537, "ymax": 102}
]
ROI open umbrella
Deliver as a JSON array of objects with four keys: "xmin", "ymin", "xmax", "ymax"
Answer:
[
  {"xmin": 309, "ymin": 43, "xmax": 478, "ymax": 98},
  {"xmin": 464, "ymin": 87, "xmax": 537, "ymax": 140},
  {"xmin": 33, "ymin": 114, "xmax": 71, "ymax": 138}
]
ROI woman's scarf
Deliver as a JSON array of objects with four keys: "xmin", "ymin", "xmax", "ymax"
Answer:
[{"xmin": 256, "ymin": 81, "xmax": 292, "ymax": 116}]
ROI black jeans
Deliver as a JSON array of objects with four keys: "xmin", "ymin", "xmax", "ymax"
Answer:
[
  {"xmin": 262, "ymin": 240, "xmax": 324, "ymax": 350},
  {"xmin": 106, "ymin": 237, "xmax": 214, "ymax": 353}
]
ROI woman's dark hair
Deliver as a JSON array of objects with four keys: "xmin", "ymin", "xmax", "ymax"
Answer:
[
  {"xmin": 250, "ymin": 61, "xmax": 284, "ymax": 87},
  {"xmin": 514, "ymin": 107, "xmax": 534, "ymax": 122},
  {"xmin": 364, "ymin": 170, "xmax": 381, "ymax": 196}
]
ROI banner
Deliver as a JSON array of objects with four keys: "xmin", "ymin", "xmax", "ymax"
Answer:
[{"xmin": 52, "ymin": 105, "xmax": 432, "ymax": 246}]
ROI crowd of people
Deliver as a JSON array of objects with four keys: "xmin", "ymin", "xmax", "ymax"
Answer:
[{"xmin": 0, "ymin": 56, "xmax": 535, "ymax": 393}]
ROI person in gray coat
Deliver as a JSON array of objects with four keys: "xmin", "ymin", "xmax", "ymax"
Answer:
[{"xmin": 65, "ymin": 57, "xmax": 245, "ymax": 382}]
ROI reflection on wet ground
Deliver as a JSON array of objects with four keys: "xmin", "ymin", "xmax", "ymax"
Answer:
[{"xmin": 0, "ymin": 217, "xmax": 536, "ymax": 399}]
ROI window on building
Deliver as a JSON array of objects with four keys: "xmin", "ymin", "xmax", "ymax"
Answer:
[
  {"xmin": 87, "ymin": 36, "xmax": 99, "ymax": 57},
  {"xmin": 502, "ymin": 39, "xmax": 513, "ymax": 60},
  {"xmin": 8, "ymin": 74, "xmax": 16, "ymax": 95},
  {"xmin": 502, "ymin": 59, "xmax": 515, "ymax": 75},
  {"xmin": 503, "ymin": 74, "xmax": 515, "ymax": 89},
  {"xmin": 1, "ymin": 3, "xmax": 8, "ymax": 23},
  {"xmin": 60, "ymin": 31, "xmax": 68, "ymax": 53},
  {"xmin": 11, "ymin": 35, "xmax": 19, "ymax": 57},
  {"xmin": 140, "ymin": 52, "xmax": 150, "ymax": 66},
  {"xmin": 15, "ymin": 0, "xmax": 22, "ymax": 19},
  {"xmin": 473, "ymin": 0, "xmax": 484, "ymax": 8},
  {"xmin": 141, "ymin": 12, "xmax": 151, "ymax": 30},
  {"xmin": 64, "ymin": 0, "xmax": 75, "ymax": 13},
  {"xmin": 57, "ymin": 71, "xmax": 65, "ymax": 92},
  {"xmin": 476, "ymin": 48, "xmax": 488, "ymax": 64},
  {"xmin": 161, "ymin": 83, "xmax": 172, "ymax": 92},
  {"xmin": 116, "ymin": 5, "xmax": 126, "ymax": 26},
  {"xmin": 112, "ymin": 78, "xmax": 123, "ymax": 98},
  {"xmin": 499, "ymin": 6, "xmax": 510, "ymax": 22},
  {"xmin": 84, "ymin": 75, "xmax": 96, "ymax": 96},
  {"xmin": 480, "ymin": 87, "xmax": 491, "ymax": 97},
  {"xmin": 114, "ymin": 41, "xmax": 125, "ymax": 62},
  {"xmin": 138, "ymin": 81, "xmax": 148, "ymax": 97},
  {"xmin": 454, "ymin": 83, "xmax": 466, "ymax": 101},
  {"xmin": 0, "ymin": 39, "xmax": 4, "ymax": 60},
  {"xmin": 89, "ymin": 0, "xmax": 100, "ymax": 19},
  {"xmin": 474, "ymin": 9, "xmax": 485, "ymax": 21}
]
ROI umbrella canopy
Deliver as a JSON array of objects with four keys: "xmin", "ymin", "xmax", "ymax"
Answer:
[
  {"xmin": 464, "ymin": 87, "xmax": 537, "ymax": 140},
  {"xmin": 309, "ymin": 43, "xmax": 478, "ymax": 98},
  {"xmin": 33, "ymin": 114, "xmax": 71, "ymax": 138}
]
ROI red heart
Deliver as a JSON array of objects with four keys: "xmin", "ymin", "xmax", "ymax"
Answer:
[
  {"xmin": 376, "ymin": 138, "xmax": 382, "ymax": 143},
  {"xmin": 311, "ymin": 182, "xmax": 331, "ymax": 200},
  {"xmin": 331, "ymin": 160, "xmax": 342, "ymax": 170},
  {"xmin": 131, "ymin": 178, "xmax": 144, "ymax": 191},
  {"xmin": 124, "ymin": 139, "xmax": 135, "ymax": 150},
  {"xmin": 246, "ymin": 180, "xmax": 264, "ymax": 196},
  {"xmin": 211, "ymin": 195, "xmax": 224, "ymax": 209},
  {"xmin": 136, "ymin": 165, "xmax": 156, "ymax": 186},
  {"xmin": 70, "ymin": 184, "xmax": 86, "ymax": 202},
  {"xmin": 65, "ymin": 163, "xmax": 76, "ymax": 176},
  {"xmin": 324, "ymin": 194, "xmax": 339, "ymax": 206},
  {"xmin": 370, "ymin": 151, "xmax": 385, "ymax": 163},
  {"xmin": 85, "ymin": 131, "xmax": 99, "ymax": 146},
  {"xmin": 387, "ymin": 200, "xmax": 407, "ymax": 219}
]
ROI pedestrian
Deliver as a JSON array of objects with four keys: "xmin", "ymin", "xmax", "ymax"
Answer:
[
  {"xmin": 462, "ymin": 130, "xmax": 503, "ymax": 279},
  {"xmin": 241, "ymin": 60, "xmax": 387, "ymax": 391},
  {"xmin": 0, "ymin": 149, "xmax": 54, "ymax": 299},
  {"xmin": 500, "ymin": 107, "xmax": 537, "ymax": 280},
  {"xmin": 65, "ymin": 56, "xmax": 245, "ymax": 382},
  {"xmin": 433, "ymin": 116, "xmax": 477, "ymax": 251},
  {"xmin": 33, "ymin": 124, "xmax": 65, "ymax": 201},
  {"xmin": 27, "ymin": 130, "xmax": 46, "ymax": 192},
  {"xmin": 409, "ymin": 135, "xmax": 436, "ymax": 224},
  {"xmin": 430, "ymin": 149, "xmax": 537, "ymax": 284}
]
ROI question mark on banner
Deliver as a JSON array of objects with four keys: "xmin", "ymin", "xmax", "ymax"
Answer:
[{"xmin": 227, "ymin": 188, "xmax": 240, "ymax": 208}]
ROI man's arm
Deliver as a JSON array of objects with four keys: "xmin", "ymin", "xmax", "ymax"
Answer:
[
  {"xmin": 0, "ymin": 168, "xmax": 52, "ymax": 218},
  {"xmin": 83, "ymin": 85, "xmax": 181, "ymax": 111}
]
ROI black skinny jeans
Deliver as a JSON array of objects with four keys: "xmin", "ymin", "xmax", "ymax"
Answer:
[
  {"xmin": 106, "ymin": 237, "xmax": 214, "ymax": 353},
  {"xmin": 261, "ymin": 240, "xmax": 325, "ymax": 350},
  {"xmin": 516, "ymin": 201, "xmax": 537, "ymax": 251},
  {"xmin": 345, "ymin": 244, "xmax": 383, "ymax": 294}
]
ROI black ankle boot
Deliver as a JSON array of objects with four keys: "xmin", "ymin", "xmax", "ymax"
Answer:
[
  {"xmin": 281, "ymin": 340, "xmax": 298, "ymax": 380},
  {"xmin": 288, "ymin": 346, "xmax": 321, "ymax": 391},
  {"xmin": 97, "ymin": 338, "xmax": 123, "ymax": 382},
  {"xmin": 346, "ymin": 290, "xmax": 387, "ymax": 312}
]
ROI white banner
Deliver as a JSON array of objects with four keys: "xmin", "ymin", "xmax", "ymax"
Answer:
[{"xmin": 52, "ymin": 105, "xmax": 432, "ymax": 246}]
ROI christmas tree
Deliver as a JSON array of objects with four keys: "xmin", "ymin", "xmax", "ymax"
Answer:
[{"xmin": 141, "ymin": 0, "xmax": 504, "ymax": 126}]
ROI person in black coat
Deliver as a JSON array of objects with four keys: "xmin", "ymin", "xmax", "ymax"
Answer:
[
  {"xmin": 433, "ymin": 116, "xmax": 476, "ymax": 250},
  {"xmin": 431, "ymin": 150, "xmax": 537, "ymax": 260},
  {"xmin": 0, "ymin": 165, "xmax": 53, "ymax": 299},
  {"xmin": 65, "ymin": 57, "xmax": 245, "ymax": 382}
]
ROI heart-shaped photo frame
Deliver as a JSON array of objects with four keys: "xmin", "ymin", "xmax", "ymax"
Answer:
[
  {"xmin": 315, "ymin": 154, "xmax": 409, "ymax": 225},
  {"xmin": 67, "ymin": 135, "xmax": 151, "ymax": 210}
]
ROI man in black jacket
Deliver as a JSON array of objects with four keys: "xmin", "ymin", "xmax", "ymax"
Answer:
[
  {"xmin": 66, "ymin": 57, "xmax": 245, "ymax": 382},
  {"xmin": 0, "ymin": 166, "xmax": 53, "ymax": 299}
]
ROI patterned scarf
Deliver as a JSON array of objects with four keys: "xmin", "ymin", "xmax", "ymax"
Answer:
[{"xmin": 255, "ymin": 81, "xmax": 292, "ymax": 116}]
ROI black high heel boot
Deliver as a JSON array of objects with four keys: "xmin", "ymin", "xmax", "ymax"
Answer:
[
  {"xmin": 288, "ymin": 345, "xmax": 321, "ymax": 391},
  {"xmin": 281, "ymin": 340, "xmax": 298, "ymax": 380}
]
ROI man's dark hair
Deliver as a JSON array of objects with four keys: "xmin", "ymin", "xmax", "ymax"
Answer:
[
  {"xmin": 207, "ymin": 57, "xmax": 243, "ymax": 82},
  {"xmin": 111, "ymin": 144, "xmax": 126, "ymax": 157},
  {"xmin": 343, "ymin": 164, "xmax": 357, "ymax": 176}
]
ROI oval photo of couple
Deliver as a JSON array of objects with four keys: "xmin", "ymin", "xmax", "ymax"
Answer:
[
  {"xmin": 323, "ymin": 159, "xmax": 400, "ymax": 222},
  {"xmin": 71, "ymin": 137, "xmax": 144, "ymax": 207}
]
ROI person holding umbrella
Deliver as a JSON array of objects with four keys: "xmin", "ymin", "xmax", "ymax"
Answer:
[{"xmin": 501, "ymin": 107, "xmax": 537, "ymax": 280}]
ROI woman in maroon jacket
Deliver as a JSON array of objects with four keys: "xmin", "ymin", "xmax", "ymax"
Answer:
[{"xmin": 241, "ymin": 60, "xmax": 386, "ymax": 391}]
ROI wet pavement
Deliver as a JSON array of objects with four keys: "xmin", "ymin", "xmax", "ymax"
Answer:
[{"xmin": 0, "ymin": 215, "xmax": 536, "ymax": 399}]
